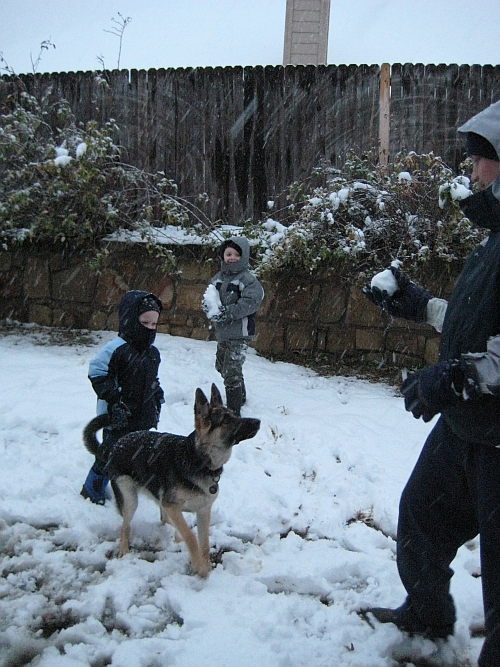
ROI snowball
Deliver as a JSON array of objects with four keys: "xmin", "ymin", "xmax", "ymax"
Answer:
[
  {"xmin": 55, "ymin": 146, "xmax": 68, "ymax": 157},
  {"xmin": 370, "ymin": 269, "xmax": 398, "ymax": 296},
  {"xmin": 267, "ymin": 200, "xmax": 274, "ymax": 210},
  {"xmin": 202, "ymin": 284, "xmax": 222, "ymax": 319}
]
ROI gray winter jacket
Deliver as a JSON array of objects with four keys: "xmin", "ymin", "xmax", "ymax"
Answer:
[{"xmin": 208, "ymin": 236, "xmax": 264, "ymax": 342}]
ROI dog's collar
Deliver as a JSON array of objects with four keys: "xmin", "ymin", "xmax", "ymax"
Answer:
[{"xmin": 206, "ymin": 466, "xmax": 223, "ymax": 494}]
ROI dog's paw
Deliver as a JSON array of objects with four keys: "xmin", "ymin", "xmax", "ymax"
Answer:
[
  {"xmin": 193, "ymin": 558, "xmax": 211, "ymax": 578},
  {"xmin": 118, "ymin": 543, "xmax": 130, "ymax": 558}
]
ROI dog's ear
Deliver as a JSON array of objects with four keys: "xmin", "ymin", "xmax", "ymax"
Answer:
[
  {"xmin": 210, "ymin": 384, "xmax": 223, "ymax": 407},
  {"xmin": 195, "ymin": 388, "xmax": 210, "ymax": 421}
]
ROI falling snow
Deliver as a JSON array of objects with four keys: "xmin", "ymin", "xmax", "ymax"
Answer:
[{"xmin": 0, "ymin": 326, "xmax": 485, "ymax": 666}]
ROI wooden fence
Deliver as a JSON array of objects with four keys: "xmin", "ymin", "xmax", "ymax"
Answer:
[{"xmin": 1, "ymin": 63, "xmax": 500, "ymax": 225}]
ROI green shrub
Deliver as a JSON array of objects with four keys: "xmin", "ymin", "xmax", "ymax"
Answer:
[
  {"xmin": 244, "ymin": 150, "xmax": 484, "ymax": 284},
  {"xmin": 0, "ymin": 82, "xmax": 483, "ymax": 286},
  {"xmin": 0, "ymin": 84, "xmax": 189, "ymax": 267}
]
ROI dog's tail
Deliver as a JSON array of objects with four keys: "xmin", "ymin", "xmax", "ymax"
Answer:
[{"xmin": 83, "ymin": 414, "xmax": 111, "ymax": 456}]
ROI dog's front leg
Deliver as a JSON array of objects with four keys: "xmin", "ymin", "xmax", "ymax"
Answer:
[
  {"xmin": 119, "ymin": 522, "xmax": 131, "ymax": 557},
  {"xmin": 166, "ymin": 506, "xmax": 209, "ymax": 577},
  {"xmin": 196, "ymin": 505, "xmax": 212, "ymax": 572}
]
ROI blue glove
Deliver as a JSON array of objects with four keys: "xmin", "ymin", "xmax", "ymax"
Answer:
[
  {"xmin": 363, "ymin": 267, "xmax": 432, "ymax": 322},
  {"xmin": 400, "ymin": 361, "xmax": 466, "ymax": 422},
  {"xmin": 109, "ymin": 400, "xmax": 131, "ymax": 430}
]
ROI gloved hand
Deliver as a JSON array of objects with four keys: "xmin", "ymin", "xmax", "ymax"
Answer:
[
  {"xmin": 211, "ymin": 305, "xmax": 229, "ymax": 323},
  {"xmin": 400, "ymin": 360, "xmax": 466, "ymax": 422},
  {"xmin": 109, "ymin": 400, "xmax": 131, "ymax": 430},
  {"xmin": 155, "ymin": 386, "xmax": 165, "ymax": 409},
  {"xmin": 363, "ymin": 267, "xmax": 432, "ymax": 322},
  {"xmin": 154, "ymin": 387, "xmax": 165, "ymax": 425}
]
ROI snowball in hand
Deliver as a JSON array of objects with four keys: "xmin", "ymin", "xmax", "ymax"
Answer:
[
  {"xmin": 370, "ymin": 269, "xmax": 398, "ymax": 296},
  {"xmin": 202, "ymin": 284, "xmax": 222, "ymax": 319}
]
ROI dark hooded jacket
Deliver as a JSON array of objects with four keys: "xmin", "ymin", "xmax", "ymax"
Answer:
[
  {"xmin": 88, "ymin": 290, "xmax": 163, "ymax": 430},
  {"xmin": 436, "ymin": 101, "xmax": 500, "ymax": 446},
  {"xmin": 208, "ymin": 236, "xmax": 264, "ymax": 342}
]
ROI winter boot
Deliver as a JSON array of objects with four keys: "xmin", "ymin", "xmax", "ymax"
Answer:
[
  {"xmin": 365, "ymin": 603, "xmax": 454, "ymax": 640},
  {"xmin": 226, "ymin": 385, "xmax": 243, "ymax": 416},
  {"xmin": 80, "ymin": 469, "xmax": 109, "ymax": 505}
]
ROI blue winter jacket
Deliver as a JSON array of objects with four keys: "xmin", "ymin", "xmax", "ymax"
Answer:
[{"xmin": 88, "ymin": 290, "xmax": 163, "ymax": 430}]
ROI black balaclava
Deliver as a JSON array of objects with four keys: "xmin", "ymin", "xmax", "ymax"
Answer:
[
  {"xmin": 460, "ymin": 184, "xmax": 500, "ymax": 233},
  {"xmin": 118, "ymin": 290, "xmax": 162, "ymax": 351}
]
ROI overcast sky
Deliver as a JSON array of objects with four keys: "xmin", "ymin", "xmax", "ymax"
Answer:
[{"xmin": 1, "ymin": 0, "xmax": 499, "ymax": 75}]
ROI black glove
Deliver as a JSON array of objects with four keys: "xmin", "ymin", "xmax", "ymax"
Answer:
[
  {"xmin": 109, "ymin": 400, "xmax": 131, "ymax": 430},
  {"xmin": 363, "ymin": 267, "xmax": 432, "ymax": 322},
  {"xmin": 154, "ymin": 387, "xmax": 164, "ymax": 425},
  {"xmin": 400, "ymin": 360, "xmax": 467, "ymax": 422},
  {"xmin": 211, "ymin": 305, "xmax": 229, "ymax": 323},
  {"xmin": 155, "ymin": 386, "xmax": 165, "ymax": 408}
]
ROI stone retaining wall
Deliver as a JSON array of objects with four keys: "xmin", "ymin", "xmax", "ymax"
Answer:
[{"xmin": 0, "ymin": 244, "xmax": 456, "ymax": 368}]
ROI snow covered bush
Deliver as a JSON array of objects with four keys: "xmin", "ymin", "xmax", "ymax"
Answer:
[
  {"xmin": 0, "ymin": 84, "xmax": 189, "ymax": 260},
  {"xmin": 0, "ymin": 80, "xmax": 483, "ymax": 287},
  {"xmin": 247, "ymin": 151, "xmax": 484, "ymax": 284}
]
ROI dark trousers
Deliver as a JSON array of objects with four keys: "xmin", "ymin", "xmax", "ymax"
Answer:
[{"xmin": 397, "ymin": 417, "xmax": 500, "ymax": 667}]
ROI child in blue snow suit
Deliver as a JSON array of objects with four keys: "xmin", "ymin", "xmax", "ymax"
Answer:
[
  {"xmin": 203, "ymin": 236, "xmax": 264, "ymax": 416},
  {"xmin": 80, "ymin": 290, "xmax": 164, "ymax": 505}
]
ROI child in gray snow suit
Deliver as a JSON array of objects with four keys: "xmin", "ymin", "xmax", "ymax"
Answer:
[
  {"xmin": 202, "ymin": 237, "xmax": 264, "ymax": 416},
  {"xmin": 80, "ymin": 290, "xmax": 164, "ymax": 505}
]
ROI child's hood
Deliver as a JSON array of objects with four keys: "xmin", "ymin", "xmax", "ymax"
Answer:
[
  {"xmin": 218, "ymin": 236, "xmax": 250, "ymax": 274},
  {"xmin": 118, "ymin": 290, "xmax": 162, "ymax": 349}
]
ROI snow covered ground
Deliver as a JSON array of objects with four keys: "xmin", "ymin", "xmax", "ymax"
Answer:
[{"xmin": 0, "ymin": 325, "xmax": 485, "ymax": 666}]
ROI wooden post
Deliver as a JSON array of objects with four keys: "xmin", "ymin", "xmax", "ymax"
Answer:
[{"xmin": 379, "ymin": 63, "xmax": 390, "ymax": 166}]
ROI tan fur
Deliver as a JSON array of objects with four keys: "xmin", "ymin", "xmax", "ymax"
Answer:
[{"xmin": 83, "ymin": 384, "xmax": 260, "ymax": 577}]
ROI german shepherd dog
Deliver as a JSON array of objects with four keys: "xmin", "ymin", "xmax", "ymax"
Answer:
[{"xmin": 83, "ymin": 384, "xmax": 260, "ymax": 577}]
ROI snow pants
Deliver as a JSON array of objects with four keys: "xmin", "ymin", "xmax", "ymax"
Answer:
[
  {"xmin": 397, "ymin": 416, "xmax": 500, "ymax": 667},
  {"xmin": 215, "ymin": 340, "xmax": 248, "ymax": 392}
]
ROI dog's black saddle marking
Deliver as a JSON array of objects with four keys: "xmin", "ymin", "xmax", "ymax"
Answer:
[{"xmin": 107, "ymin": 430, "xmax": 220, "ymax": 501}]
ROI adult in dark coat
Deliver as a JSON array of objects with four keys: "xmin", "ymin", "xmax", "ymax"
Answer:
[{"xmin": 362, "ymin": 101, "xmax": 500, "ymax": 667}]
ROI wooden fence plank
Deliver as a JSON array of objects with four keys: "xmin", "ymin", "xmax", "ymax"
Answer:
[{"xmin": 3, "ymin": 64, "xmax": 500, "ymax": 226}]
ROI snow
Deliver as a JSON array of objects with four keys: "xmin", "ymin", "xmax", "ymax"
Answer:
[
  {"xmin": 439, "ymin": 176, "xmax": 473, "ymax": 208},
  {"xmin": 201, "ymin": 284, "xmax": 222, "ymax": 320},
  {"xmin": 76, "ymin": 143, "xmax": 87, "ymax": 158},
  {"xmin": 371, "ymin": 269, "xmax": 399, "ymax": 296},
  {"xmin": 53, "ymin": 155, "xmax": 72, "ymax": 167},
  {"xmin": 53, "ymin": 145, "xmax": 73, "ymax": 167},
  {"xmin": 0, "ymin": 325, "xmax": 485, "ymax": 666}
]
